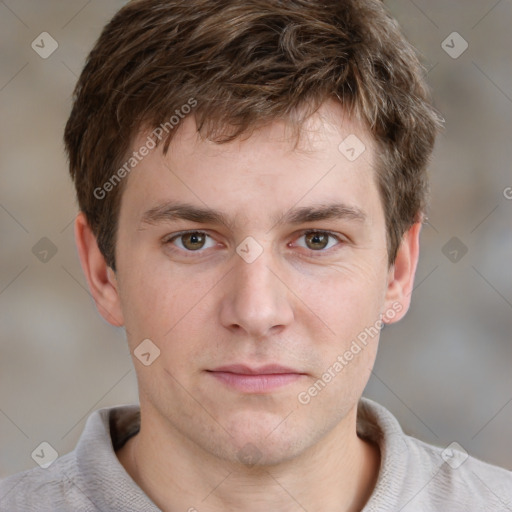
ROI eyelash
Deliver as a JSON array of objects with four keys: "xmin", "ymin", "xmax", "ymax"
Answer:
[{"xmin": 162, "ymin": 230, "xmax": 347, "ymax": 257}]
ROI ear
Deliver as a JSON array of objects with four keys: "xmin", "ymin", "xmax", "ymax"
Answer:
[
  {"xmin": 382, "ymin": 221, "xmax": 421, "ymax": 324},
  {"xmin": 74, "ymin": 212, "xmax": 124, "ymax": 327}
]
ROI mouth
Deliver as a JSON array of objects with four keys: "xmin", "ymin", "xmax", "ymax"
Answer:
[{"xmin": 206, "ymin": 364, "xmax": 307, "ymax": 393}]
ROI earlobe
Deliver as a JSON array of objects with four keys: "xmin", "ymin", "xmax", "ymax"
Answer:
[
  {"xmin": 74, "ymin": 212, "xmax": 124, "ymax": 327},
  {"xmin": 383, "ymin": 222, "xmax": 422, "ymax": 324}
]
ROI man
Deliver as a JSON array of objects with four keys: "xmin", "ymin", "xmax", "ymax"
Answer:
[{"xmin": 1, "ymin": 0, "xmax": 511, "ymax": 510}]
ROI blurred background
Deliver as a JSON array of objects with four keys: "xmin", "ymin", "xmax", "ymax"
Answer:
[{"xmin": 0, "ymin": 0, "xmax": 511, "ymax": 479}]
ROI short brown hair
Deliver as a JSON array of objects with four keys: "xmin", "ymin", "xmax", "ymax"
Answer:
[{"xmin": 64, "ymin": 0, "xmax": 442, "ymax": 271}]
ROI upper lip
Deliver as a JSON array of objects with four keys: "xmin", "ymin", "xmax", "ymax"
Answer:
[{"xmin": 208, "ymin": 364, "xmax": 304, "ymax": 375}]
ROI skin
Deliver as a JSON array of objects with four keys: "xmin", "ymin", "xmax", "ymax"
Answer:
[{"xmin": 75, "ymin": 100, "xmax": 421, "ymax": 512}]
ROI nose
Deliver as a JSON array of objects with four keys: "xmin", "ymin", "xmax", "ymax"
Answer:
[{"xmin": 219, "ymin": 250, "xmax": 294, "ymax": 338}]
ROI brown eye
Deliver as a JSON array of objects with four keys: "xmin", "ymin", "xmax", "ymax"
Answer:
[
  {"xmin": 179, "ymin": 232, "xmax": 207, "ymax": 251},
  {"xmin": 304, "ymin": 232, "xmax": 329, "ymax": 250}
]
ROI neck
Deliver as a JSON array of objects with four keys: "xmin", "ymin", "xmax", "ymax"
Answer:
[{"xmin": 116, "ymin": 402, "xmax": 380, "ymax": 512}]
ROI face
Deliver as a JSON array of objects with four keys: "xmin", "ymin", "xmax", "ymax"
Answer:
[{"xmin": 108, "ymin": 101, "xmax": 407, "ymax": 465}]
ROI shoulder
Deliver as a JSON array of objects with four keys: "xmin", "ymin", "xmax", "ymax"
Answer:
[
  {"xmin": 0, "ymin": 452, "xmax": 95, "ymax": 511},
  {"xmin": 406, "ymin": 435, "xmax": 512, "ymax": 509},
  {"xmin": 0, "ymin": 404, "xmax": 146, "ymax": 512},
  {"xmin": 358, "ymin": 398, "xmax": 512, "ymax": 511}
]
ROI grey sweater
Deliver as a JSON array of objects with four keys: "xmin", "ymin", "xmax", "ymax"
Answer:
[{"xmin": 1, "ymin": 398, "xmax": 511, "ymax": 511}]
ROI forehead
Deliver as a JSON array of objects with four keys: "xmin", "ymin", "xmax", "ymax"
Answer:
[
  {"xmin": 120, "ymin": 100, "xmax": 381, "ymax": 229},
  {"xmin": 158, "ymin": 99, "xmax": 374, "ymax": 161}
]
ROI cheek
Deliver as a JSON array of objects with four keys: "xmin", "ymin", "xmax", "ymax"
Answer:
[
  {"xmin": 291, "ymin": 265, "xmax": 384, "ymax": 411},
  {"xmin": 290, "ymin": 257, "xmax": 388, "ymax": 339},
  {"xmin": 117, "ymin": 258, "xmax": 217, "ymax": 349}
]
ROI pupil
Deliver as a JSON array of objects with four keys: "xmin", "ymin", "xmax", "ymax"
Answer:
[
  {"xmin": 185, "ymin": 232, "xmax": 204, "ymax": 250},
  {"xmin": 307, "ymin": 232, "xmax": 328, "ymax": 250}
]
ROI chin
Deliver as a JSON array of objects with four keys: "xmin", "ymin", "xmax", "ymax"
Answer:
[{"xmin": 216, "ymin": 416, "xmax": 310, "ymax": 468}]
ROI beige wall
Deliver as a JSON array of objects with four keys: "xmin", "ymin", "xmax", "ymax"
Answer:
[{"xmin": 0, "ymin": 0, "xmax": 511, "ymax": 477}]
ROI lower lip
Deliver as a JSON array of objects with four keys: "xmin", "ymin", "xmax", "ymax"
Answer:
[{"xmin": 207, "ymin": 371, "xmax": 304, "ymax": 393}]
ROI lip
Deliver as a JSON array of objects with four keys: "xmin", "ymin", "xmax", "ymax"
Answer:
[
  {"xmin": 206, "ymin": 364, "xmax": 306, "ymax": 393},
  {"xmin": 209, "ymin": 364, "xmax": 302, "ymax": 375}
]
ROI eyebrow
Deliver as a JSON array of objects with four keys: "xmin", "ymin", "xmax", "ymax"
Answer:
[
  {"xmin": 280, "ymin": 203, "xmax": 367, "ymax": 226},
  {"xmin": 139, "ymin": 202, "xmax": 236, "ymax": 230},
  {"xmin": 139, "ymin": 201, "xmax": 367, "ymax": 230}
]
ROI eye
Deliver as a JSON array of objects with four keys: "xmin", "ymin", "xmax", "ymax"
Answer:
[
  {"xmin": 294, "ymin": 230, "xmax": 343, "ymax": 252},
  {"xmin": 166, "ymin": 231, "xmax": 217, "ymax": 251}
]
